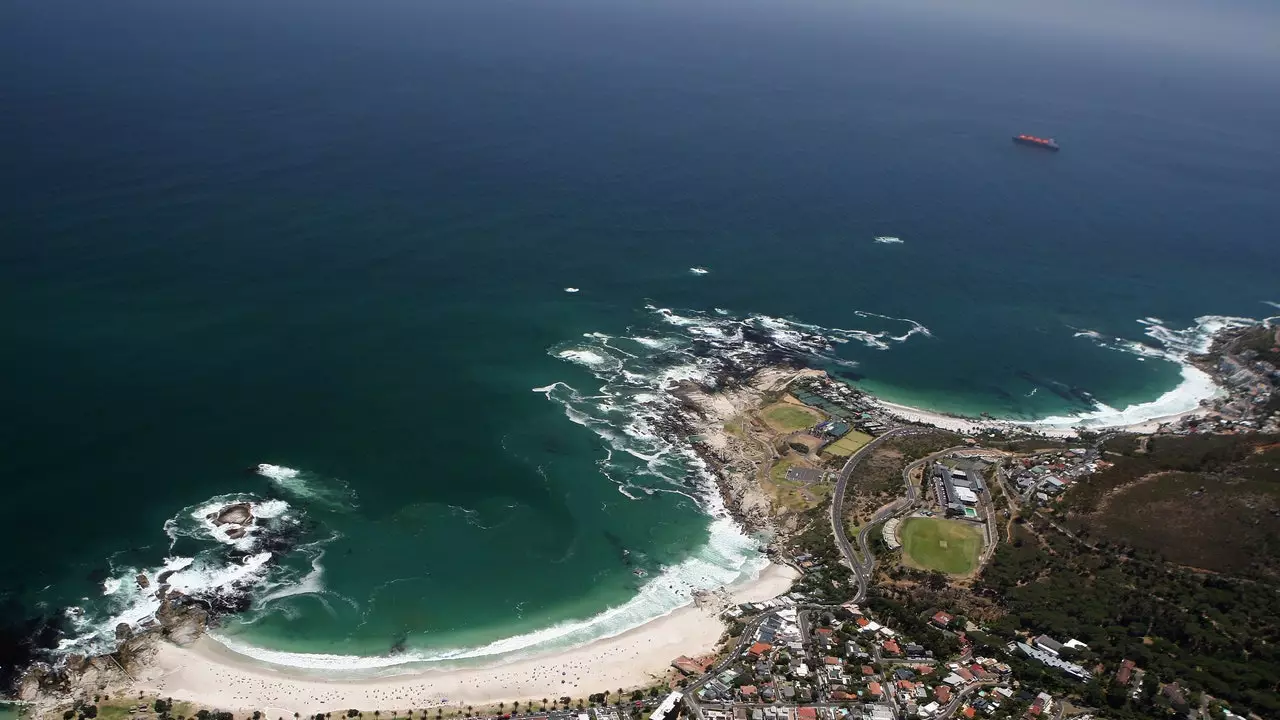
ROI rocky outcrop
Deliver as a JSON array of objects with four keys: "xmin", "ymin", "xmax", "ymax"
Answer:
[{"xmin": 210, "ymin": 502, "xmax": 253, "ymax": 526}]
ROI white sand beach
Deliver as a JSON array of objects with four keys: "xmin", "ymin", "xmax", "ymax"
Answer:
[
  {"xmin": 872, "ymin": 398, "xmax": 1214, "ymax": 439},
  {"xmin": 128, "ymin": 564, "xmax": 798, "ymax": 717}
]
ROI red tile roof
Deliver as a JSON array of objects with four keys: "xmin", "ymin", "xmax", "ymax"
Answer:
[
  {"xmin": 882, "ymin": 640, "xmax": 901, "ymax": 655},
  {"xmin": 747, "ymin": 642, "xmax": 772, "ymax": 657},
  {"xmin": 935, "ymin": 685, "xmax": 952, "ymax": 703},
  {"xmin": 932, "ymin": 611, "xmax": 954, "ymax": 626},
  {"xmin": 861, "ymin": 665, "xmax": 875, "ymax": 675},
  {"xmin": 797, "ymin": 709, "xmax": 817, "ymax": 720},
  {"xmin": 868, "ymin": 682, "xmax": 883, "ymax": 697},
  {"xmin": 856, "ymin": 617, "xmax": 870, "ymax": 627},
  {"xmin": 824, "ymin": 656, "xmax": 841, "ymax": 665}
]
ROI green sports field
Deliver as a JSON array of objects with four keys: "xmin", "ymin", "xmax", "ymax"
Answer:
[
  {"xmin": 761, "ymin": 402, "xmax": 823, "ymax": 432},
  {"xmin": 898, "ymin": 517, "xmax": 984, "ymax": 574}
]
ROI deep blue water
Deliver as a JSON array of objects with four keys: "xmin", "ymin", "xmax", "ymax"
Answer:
[{"xmin": 2, "ymin": 0, "xmax": 1278, "ymax": 670}]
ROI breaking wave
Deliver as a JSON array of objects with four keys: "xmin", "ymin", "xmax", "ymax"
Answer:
[
  {"xmin": 1029, "ymin": 314, "xmax": 1257, "ymax": 430},
  {"xmin": 255, "ymin": 464, "xmax": 359, "ymax": 510},
  {"xmin": 538, "ymin": 304, "xmax": 930, "ymax": 508},
  {"xmin": 53, "ymin": 466, "xmax": 347, "ymax": 658},
  {"xmin": 208, "ymin": 515, "xmax": 762, "ymax": 671}
]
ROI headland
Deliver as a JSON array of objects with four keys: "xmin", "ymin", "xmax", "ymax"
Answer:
[{"xmin": 12, "ymin": 318, "xmax": 1278, "ymax": 720}]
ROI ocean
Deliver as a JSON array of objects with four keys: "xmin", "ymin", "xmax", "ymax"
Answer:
[{"xmin": 2, "ymin": 0, "xmax": 1278, "ymax": 680}]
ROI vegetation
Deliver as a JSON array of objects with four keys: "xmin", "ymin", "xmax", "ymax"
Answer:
[
  {"xmin": 822, "ymin": 430, "xmax": 873, "ymax": 457},
  {"xmin": 839, "ymin": 430, "xmax": 960, "ymax": 526},
  {"xmin": 760, "ymin": 402, "xmax": 822, "ymax": 433},
  {"xmin": 972, "ymin": 435, "xmax": 1280, "ymax": 712},
  {"xmin": 1062, "ymin": 433, "xmax": 1280, "ymax": 578},
  {"xmin": 897, "ymin": 517, "xmax": 984, "ymax": 574}
]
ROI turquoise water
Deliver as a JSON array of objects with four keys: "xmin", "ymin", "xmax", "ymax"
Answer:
[{"xmin": 2, "ymin": 0, "xmax": 1279, "ymax": 680}]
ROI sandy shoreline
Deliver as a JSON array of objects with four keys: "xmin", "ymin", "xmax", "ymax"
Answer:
[
  {"xmin": 128, "ymin": 564, "xmax": 798, "ymax": 716},
  {"xmin": 872, "ymin": 398, "xmax": 1213, "ymax": 439}
]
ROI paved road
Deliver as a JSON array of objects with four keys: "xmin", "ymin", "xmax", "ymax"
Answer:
[
  {"xmin": 828, "ymin": 428, "xmax": 910, "ymax": 601},
  {"xmin": 834, "ymin": 441, "xmax": 977, "ymax": 603}
]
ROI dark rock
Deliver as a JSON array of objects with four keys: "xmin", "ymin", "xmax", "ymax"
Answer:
[
  {"xmin": 135, "ymin": 574, "xmax": 150, "ymax": 589},
  {"xmin": 209, "ymin": 502, "xmax": 253, "ymax": 526}
]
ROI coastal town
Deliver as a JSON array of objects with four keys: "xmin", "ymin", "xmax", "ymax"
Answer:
[{"xmin": 9, "ymin": 321, "xmax": 1279, "ymax": 720}]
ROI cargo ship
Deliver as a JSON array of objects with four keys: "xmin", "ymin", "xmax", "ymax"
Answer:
[{"xmin": 1012, "ymin": 134, "xmax": 1060, "ymax": 151}]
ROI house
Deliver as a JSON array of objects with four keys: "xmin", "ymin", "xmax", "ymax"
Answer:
[
  {"xmin": 672, "ymin": 656, "xmax": 705, "ymax": 675},
  {"xmin": 824, "ymin": 656, "xmax": 841, "ymax": 666},
  {"xmin": 1114, "ymin": 659, "xmax": 1136, "ymax": 686},
  {"xmin": 649, "ymin": 692, "xmax": 682, "ymax": 720},
  {"xmin": 748, "ymin": 642, "xmax": 773, "ymax": 658},
  {"xmin": 1032, "ymin": 635, "xmax": 1064, "ymax": 655},
  {"xmin": 932, "ymin": 611, "xmax": 954, "ymax": 628},
  {"xmin": 897, "ymin": 681, "xmax": 915, "ymax": 692},
  {"xmin": 882, "ymin": 640, "xmax": 901, "ymax": 655},
  {"xmin": 1162, "ymin": 683, "xmax": 1189, "ymax": 711},
  {"xmin": 905, "ymin": 643, "xmax": 926, "ymax": 657},
  {"xmin": 862, "ymin": 666, "xmax": 875, "ymax": 676},
  {"xmin": 955, "ymin": 668, "xmax": 974, "ymax": 682},
  {"xmin": 935, "ymin": 686, "xmax": 952, "ymax": 703},
  {"xmin": 919, "ymin": 702, "xmax": 939, "ymax": 717},
  {"xmin": 893, "ymin": 668, "xmax": 916, "ymax": 681},
  {"xmin": 739, "ymin": 685, "xmax": 758, "ymax": 699},
  {"xmin": 1015, "ymin": 642, "xmax": 1090, "ymax": 680},
  {"xmin": 867, "ymin": 682, "xmax": 884, "ymax": 699},
  {"xmin": 942, "ymin": 674, "xmax": 966, "ymax": 687},
  {"xmin": 796, "ymin": 709, "xmax": 817, "ymax": 720}
]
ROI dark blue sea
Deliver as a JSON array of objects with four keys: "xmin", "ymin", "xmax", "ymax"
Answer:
[{"xmin": 2, "ymin": 0, "xmax": 1277, "ymax": 674}]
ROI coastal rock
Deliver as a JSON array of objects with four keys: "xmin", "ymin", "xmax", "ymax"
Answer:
[
  {"xmin": 225, "ymin": 526, "xmax": 247, "ymax": 540},
  {"xmin": 210, "ymin": 502, "xmax": 253, "ymax": 526},
  {"xmin": 115, "ymin": 622, "xmax": 134, "ymax": 641},
  {"xmin": 135, "ymin": 573, "xmax": 150, "ymax": 589},
  {"xmin": 160, "ymin": 605, "xmax": 208, "ymax": 646}
]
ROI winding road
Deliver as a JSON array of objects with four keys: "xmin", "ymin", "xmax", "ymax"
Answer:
[{"xmin": 830, "ymin": 433, "xmax": 977, "ymax": 602}]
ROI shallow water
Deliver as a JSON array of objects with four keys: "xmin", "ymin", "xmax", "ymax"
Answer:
[{"xmin": 2, "ymin": 0, "xmax": 1278, "ymax": 668}]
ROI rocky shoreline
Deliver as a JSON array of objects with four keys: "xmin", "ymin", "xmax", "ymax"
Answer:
[{"xmin": 9, "ymin": 501, "xmax": 296, "ymax": 708}]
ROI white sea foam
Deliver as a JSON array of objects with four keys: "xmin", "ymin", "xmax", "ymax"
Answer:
[
  {"xmin": 209, "ymin": 517, "xmax": 765, "ymax": 671},
  {"xmin": 557, "ymin": 349, "xmax": 618, "ymax": 370},
  {"xmin": 874, "ymin": 236, "xmax": 903, "ymax": 244},
  {"xmin": 257, "ymin": 465, "xmax": 357, "ymax": 510},
  {"xmin": 564, "ymin": 287, "xmax": 580, "ymax": 293},
  {"xmin": 689, "ymin": 267, "xmax": 709, "ymax": 275},
  {"xmin": 1025, "ymin": 314, "xmax": 1257, "ymax": 431},
  {"xmin": 61, "ymin": 552, "xmax": 275, "ymax": 653},
  {"xmin": 256, "ymin": 463, "xmax": 298, "ymax": 480}
]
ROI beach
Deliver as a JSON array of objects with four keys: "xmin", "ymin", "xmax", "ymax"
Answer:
[
  {"xmin": 872, "ymin": 398, "xmax": 1216, "ymax": 439},
  {"xmin": 128, "ymin": 564, "xmax": 798, "ymax": 716}
]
